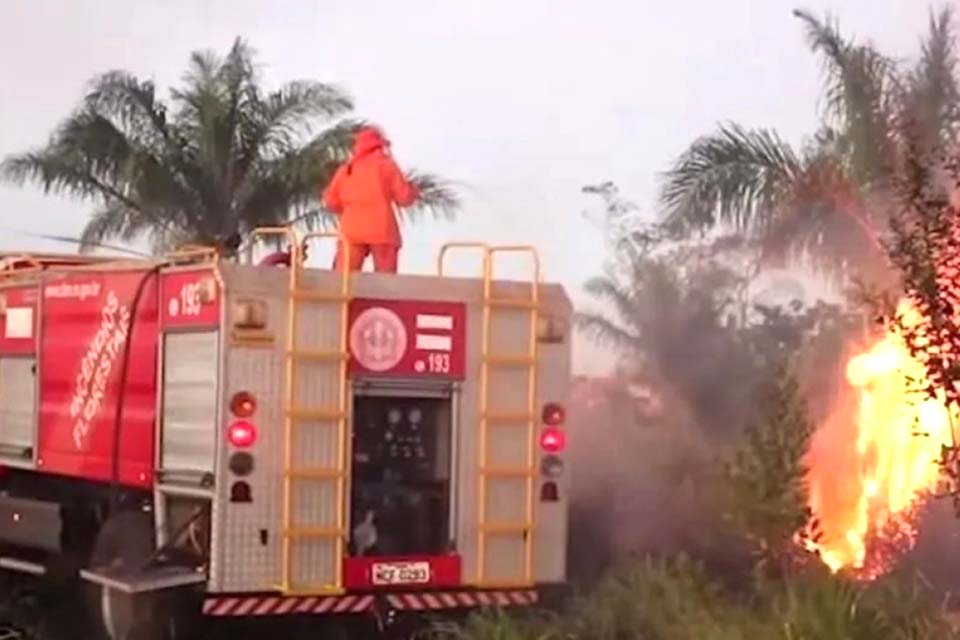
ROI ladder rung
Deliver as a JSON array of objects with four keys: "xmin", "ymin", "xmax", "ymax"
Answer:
[
  {"xmin": 287, "ymin": 468, "xmax": 345, "ymax": 480},
  {"xmin": 289, "ymin": 349, "xmax": 348, "ymax": 362},
  {"xmin": 483, "ymin": 411, "xmax": 535, "ymax": 423},
  {"xmin": 289, "ymin": 408, "xmax": 347, "ymax": 421},
  {"xmin": 484, "ymin": 354, "xmax": 536, "ymax": 366},
  {"xmin": 481, "ymin": 466, "xmax": 534, "ymax": 478},
  {"xmin": 284, "ymin": 526, "xmax": 345, "ymax": 539},
  {"xmin": 487, "ymin": 297, "xmax": 538, "ymax": 310},
  {"xmin": 479, "ymin": 522, "xmax": 531, "ymax": 535},
  {"xmin": 293, "ymin": 290, "xmax": 349, "ymax": 304}
]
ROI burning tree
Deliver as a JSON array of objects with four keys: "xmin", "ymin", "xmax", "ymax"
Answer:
[
  {"xmin": 655, "ymin": 5, "xmax": 960, "ymax": 579},
  {"xmin": 883, "ymin": 137, "xmax": 960, "ymax": 504}
]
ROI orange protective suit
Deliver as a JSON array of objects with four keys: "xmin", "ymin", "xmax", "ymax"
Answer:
[{"xmin": 322, "ymin": 127, "xmax": 419, "ymax": 273}]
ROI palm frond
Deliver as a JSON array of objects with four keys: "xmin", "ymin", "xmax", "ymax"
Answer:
[
  {"xmin": 1, "ymin": 147, "xmax": 148, "ymax": 220},
  {"xmin": 575, "ymin": 312, "xmax": 642, "ymax": 351},
  {"xmin": 79, "ymin": 203, "xmax": 156, "ymax": 251},
  {"xmin": 235, "ymin": 85, "xmax": 355, "ymax": 187},
  {"xmin": 903, "ymin": 6, "xmax": 960, "ymax": 147},
  {"xmin": 82, "ymin": 71, "xmax": 172, "ymax": 145},
  {"xmin": 583, "ymin": 274, "xmax": 644, "ymax": 328},
  {"xmin": 235, "ymin": 120, "xmax": 360, "ymax": 232},
  {"xmin": 9, "ymin": 230, "xmax": 149, "ymax": 257},
  {"xmin": 660, "ymin": 123, "xmax": 800, "ymax": 232},
  {"xmin": 793, "ymin": 9, "xmax": 898, "ymax": 184},
  {"xmin": 758, "ymin": 149, "xmax": 885, "ymax": 279},
  {"xmin": 403, "ymin": 170, "xmax": 460, "ymax": 223}
]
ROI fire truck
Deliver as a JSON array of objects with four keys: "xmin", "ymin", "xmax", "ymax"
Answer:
[{"xmin": 0, "ymin": 229, "xmax": 572, "ymax": 638}]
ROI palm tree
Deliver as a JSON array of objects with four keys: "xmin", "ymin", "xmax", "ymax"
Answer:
[
  {"xmin": 577, "ymin": 234, "xmax": 767, "ymax": 441},
  {"xmin": 1, "ymin": 38, "xmax": 458, "ymax": 254},
  {"xmin": 660, "ymin": 7, "xmax": 959, "ymax": 282}
]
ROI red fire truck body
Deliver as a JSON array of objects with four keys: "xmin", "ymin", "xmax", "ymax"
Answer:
[{"xmin": 0, "ymin": 239, "xmax": 572, "ymax": 634}]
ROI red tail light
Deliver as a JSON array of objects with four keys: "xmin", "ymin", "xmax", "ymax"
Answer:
[
  {"xmin": 540, "ymin": 481, "xmax": 559, "ymax": 502},
  {"xmin": 230, "ymin": 391, "xmax": 257, "ymax": 418},
  {"xmin": 230, "ymin": 481, "xmax": 252, "ymax": 503},
  {"xmin": 227, "ymin": 420, "xmax": 258, "ymax": 448},
  {"xmin": 542, "ymin": 402, "xmax": 565, "ymax": 426},
  {"xmin": 540, "ymin": 427, "xmax": 566, "ymax": 453}
]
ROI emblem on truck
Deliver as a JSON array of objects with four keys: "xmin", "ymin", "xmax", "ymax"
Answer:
[{"xmin": 349, "ymin": 307, "xmax": 408, "ymax": 372}]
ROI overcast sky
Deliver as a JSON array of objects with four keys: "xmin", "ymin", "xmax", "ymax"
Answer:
[{"xmin": 0, "ymin": 0, "xmax": 938, "ymax": 372}]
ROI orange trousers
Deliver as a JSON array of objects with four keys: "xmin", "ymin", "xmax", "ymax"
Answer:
[{"xmin": 333, "ymin": 243, "xmax": 399, "ymax": 273}]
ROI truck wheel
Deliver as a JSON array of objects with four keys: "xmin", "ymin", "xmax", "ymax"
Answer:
[{"xmin": 90, "ymin": 510, "xmax": 195, "ymax": 640}]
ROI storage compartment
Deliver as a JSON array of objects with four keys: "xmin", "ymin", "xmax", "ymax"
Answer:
[
  {"xmin": 0, "ymin": 356, "xmax": 36, "ymax": 460},
  {"xmin": 159, "ymin": 331, "xmax": 219, "ymax": 477},
  {"xmin": 350, "ymin": 395, "xmax": 452, "ymax": 557}
]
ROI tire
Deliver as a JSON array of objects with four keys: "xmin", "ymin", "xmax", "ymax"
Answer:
[
  {"xmin": 89, "ymin": 510, "xmax": 198, "ymax": 640},
  {"xmin": 0, "ymin": 560, "xmax": 46, "ymax": 640}
]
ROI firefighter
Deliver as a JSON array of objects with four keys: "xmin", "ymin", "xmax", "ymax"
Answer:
[{"xmin": 321, "ymin": 126, "xmax": 420, "ymax": 273}]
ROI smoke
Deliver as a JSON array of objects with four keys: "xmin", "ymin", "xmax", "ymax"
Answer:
[{"xmin": 567, "ymin": 214, "xmax": 866, "ymax": 586}]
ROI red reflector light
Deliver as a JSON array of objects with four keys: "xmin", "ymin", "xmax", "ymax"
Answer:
[
  {"xmin": 540, "ymin": 481, "xmax": 559, "ymax": 502},
  {"xmin": 540, "ymin": 427, "xmax": 566, "ymax": 453},
  {"xmin": 230, "ymin": 481, "xmax": 252, "ymax": 503},
  {"xmin": 227, "ymin": 420, "xmax": 258, "ymax": 448},
  {"xmin": 230, "ymin": 392, "xmax": 257, "ymax": 418},
  {"xmin": 542, "ymin": 403, "xmax": 565, "ymax": 426}
]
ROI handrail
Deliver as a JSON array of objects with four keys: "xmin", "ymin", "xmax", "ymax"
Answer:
[
  {"xmin": 485, "ymin": 245, "xmax": 541, "ymax": 303},
  {"xmin": 301, "ymin": 231, "xmax": 350, "ymax": 295},
  {"xmin": 249, "ymin": 227, "xmax": 302, "ymax": 271},
  {"xmin": 0, "ymin": 254, "xmax": 116, "ymax": 281},
  {"xmin": 165, "ymin": 244, "xmax": 221, "ymax": 264},
  {"xmin": 437, "ymin": 242, "xmax": 490, "ymax": 277}
]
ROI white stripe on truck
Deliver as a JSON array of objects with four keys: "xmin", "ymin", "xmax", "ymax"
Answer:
[
  {"xmin": 416, "ymin": 334, "xmax": 452, "ymax": 352},
  {"xmin": 415, "ymin": 314, "xmax": 453, "ymax": 330}
]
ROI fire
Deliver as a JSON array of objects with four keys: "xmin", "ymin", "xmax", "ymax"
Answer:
[{"xmin": 806, "ymin": 300, "xmax": 957, "ymax": 578}]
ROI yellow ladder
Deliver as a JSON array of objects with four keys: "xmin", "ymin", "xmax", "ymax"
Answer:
[
  {"xmin": 251, "ymin": 228, "xmax": 352, "ymax": 594},
  {"xmin": 438, "ymin": 243, "xmax": 541, "ymax": 587}
]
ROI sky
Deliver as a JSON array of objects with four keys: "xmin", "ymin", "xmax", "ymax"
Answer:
[{"xmin": 0, "ymin": 0, "xmax": 939, "ymax": 373}]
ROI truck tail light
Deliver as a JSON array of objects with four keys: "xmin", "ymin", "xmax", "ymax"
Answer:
[
  {"xmin": 542, "ymin": 402, "xmax": 565, "ymax": 426},
  {"xmin": 230, "ymin": 391, "xmax": 257, "ymax": 418},
  {"xmin": 227, "ymin": 420, "xmax": 258, "ymax": 448},
  {"xmin": 540, "ymin": 427, "xmax": 566, "ymax": 453},
  {"xmin": 541, "ymin": 454, "xmax": 564, "ymax": 478},
  {"xmin": 540, "ymin": 482, "xmax": 559, "ymax": 502},
  {"xmin": 230, "ymin": 481, "xmax": 252, "ymax": 503}
]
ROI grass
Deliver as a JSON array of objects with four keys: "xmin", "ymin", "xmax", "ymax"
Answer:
[{"xmin": 427, "ymin": 555, "xmax": 960, "ymax": 640}]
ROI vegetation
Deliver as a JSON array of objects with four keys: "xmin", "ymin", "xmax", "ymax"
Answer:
[
  {"xmin": 878, "ymin": 95, "xmax": 960, "ymax": 498},
  {"xmin": 490, "ymin": 7, "xmax": 960, "ymax": 640},
  {"xmin": 0, "ymin": 38, "xmax": 458, "ymax": 254},
  {"xmin": 722, "ymin": 368, "xmax": 817, "ymax": 578},
  {"xmin": 660, "ymin": 6, "xmax": 959, "ymax": 281}
]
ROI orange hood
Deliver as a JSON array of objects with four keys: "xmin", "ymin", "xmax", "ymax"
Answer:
[{"xmin": 353, "ymin": 127, "xmax": 388, "ymax": 156}]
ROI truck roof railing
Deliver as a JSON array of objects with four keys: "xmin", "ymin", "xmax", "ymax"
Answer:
[{"xmin": 0, "ymin": 252, "xmax": 124, "ymax": 280}]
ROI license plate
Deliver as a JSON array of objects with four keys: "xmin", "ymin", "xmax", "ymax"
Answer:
[{"xmin": 371, "ymin": 561, "xmax": 431, "ymax": 585}]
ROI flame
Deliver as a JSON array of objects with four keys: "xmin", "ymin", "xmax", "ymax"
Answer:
[{"xmin": 806, "ymin": 300, "xmax": 957, "ymax": 578}]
